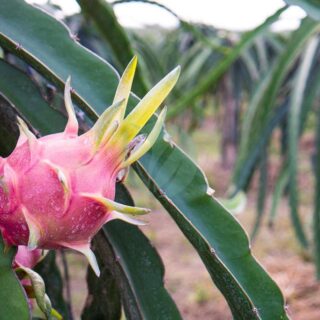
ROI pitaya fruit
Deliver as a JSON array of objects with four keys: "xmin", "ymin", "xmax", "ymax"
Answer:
[{"xmin": 0, "ymin": 57, "xmax": 180, "ymax": 276}]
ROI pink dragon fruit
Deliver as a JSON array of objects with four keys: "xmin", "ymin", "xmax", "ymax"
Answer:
[{"xmin": 0, "ymin": 57, "xmax": 180, "ymax": 276}]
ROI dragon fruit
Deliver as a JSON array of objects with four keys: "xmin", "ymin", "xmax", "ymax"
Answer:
[{"xmin": 0, "ymin": 57, "xmax": 180, "ymax": 276}]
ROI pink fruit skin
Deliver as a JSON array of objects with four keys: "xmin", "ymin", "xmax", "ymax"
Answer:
[
  {"xmin": 0, "ymin": 132, "xmax": 117, "ymax": 250},
  {"xmin": 14, "ymin": 246, "xmax": 43, "ymax": 269}
]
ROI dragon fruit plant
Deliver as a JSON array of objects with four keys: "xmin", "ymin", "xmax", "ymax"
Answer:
[{"xmin": 0, "ymin": 57, "xmax": 179, "ymax": 276}]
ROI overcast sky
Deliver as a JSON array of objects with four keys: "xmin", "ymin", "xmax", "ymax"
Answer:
[{"xmin": 28, "ymin": 0, "xmax": 306, "ymax": 31}]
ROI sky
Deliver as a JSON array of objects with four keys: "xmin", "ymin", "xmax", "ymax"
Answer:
[{"xmin": 27, "ymin": 0, "xmax": 306, "ymax": 31}]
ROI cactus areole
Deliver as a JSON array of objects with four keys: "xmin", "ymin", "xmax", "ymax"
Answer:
[{"xmin": 0, "ymin": 57, "xmax": 180, "ymax": 276}]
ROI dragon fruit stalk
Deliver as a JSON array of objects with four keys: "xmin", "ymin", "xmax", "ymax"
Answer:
[{"xmin": 0, "ymin": 57, "xmax": 180, "ymax": 276}]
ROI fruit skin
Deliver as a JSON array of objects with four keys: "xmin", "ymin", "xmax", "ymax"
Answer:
[
  {"xmin": 14, "ymin": 246, "xmax": 44, "ymax": 269},
  {"xmin": 0, "ymin": 57, "xmax": 180, "ymax": 276}
]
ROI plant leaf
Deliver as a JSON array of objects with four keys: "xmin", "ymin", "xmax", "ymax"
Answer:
[
  {"xmin": 285, "ymin": 0, "xmax": 320, "ymax": 21},
  {"xmin": 0, "ymin": 95, "xmax": 19, "ymax": 156},
  {"xmin": 77, "ymin": 0, "xmax": 149, "ymax": 97},
  {"xmin": 0, "ymin": 237, "xmax": 31, "ymax": 320},
  {"xmin": 287, "ymin": 36, "xmax": 319, "ymax": 248},
  {"xmin": 0, "ymin": 59, "xmax": 66, "ymax": 134},
  {"xmin": 167, "ymin": 6, "xmax": 288, "ymax": 118},
  {"xmin": 83, "ymin": 183, "xmax": 182, "ymax": 320},
  {"xmin": 234, "ymin": 17, "xmax": 320, "ymax": 189},
  {"xmin": 34, "ymin": 252, "xmax": 70, "ymax": 320},
  {"xmin": 313, "ymin": 100, "xmax": 320, "ymax": 279},
  {"xmin": 251, "ymin": 148, "xmax": 268, "ymax": 241},
  {"xmin": 81, "ymin": 240, "xmax": 122, "ymax": 320}
]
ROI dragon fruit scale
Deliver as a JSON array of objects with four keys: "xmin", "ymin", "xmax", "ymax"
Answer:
[
  {"xmin": 0, "ymin": 57, "xmax": 180, "ymax": 276},
  {"xmin": 14, "ymin": 246, "xmax": 45, "ymax": 269}
]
